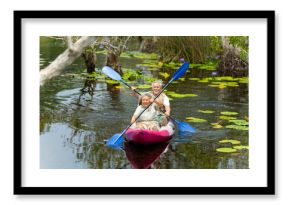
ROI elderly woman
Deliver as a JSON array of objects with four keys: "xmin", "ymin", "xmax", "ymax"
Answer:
[{"xmin": 131, "ymin": 93, "xmax": 160, "ymax": 131}]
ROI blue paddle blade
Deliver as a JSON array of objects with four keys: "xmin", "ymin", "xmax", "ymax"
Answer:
[
  {"xmin": 174, "ymin": 119, "xmax": 196, "ymax": 133},
  {"xmin": 172, "ymin": 62, "xmax": 190, "ymax": 81},
  {"xmin": 102, "ymin": 66, "xmax": 122, "ymax": 81},
  {"xmin": 106, "ymin": 133, "xmax": 124, "ymax": 150}
]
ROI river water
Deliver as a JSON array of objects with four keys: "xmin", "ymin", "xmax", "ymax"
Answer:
[{"xmin": 40, "ymin": 37, "xmax": 249, "ymax": 169}]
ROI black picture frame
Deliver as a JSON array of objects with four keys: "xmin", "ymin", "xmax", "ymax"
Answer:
[{"xmin": 14, "ymin": 10, "xmax": 275, "ymax": 195}]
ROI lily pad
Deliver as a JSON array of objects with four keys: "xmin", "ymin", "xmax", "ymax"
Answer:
[
  {"xmin": 214, "ymin": 76, "xmax": 237, "ymax": 81},
  {"xmin": 143, "ymin": 76, "xmax": 157, "ymax": 83},
  {"xmin": 185, "ymin": 117, "xmax": 207, "ymax": 123},
  {"xmin": 233, "ymin": 145, "xmax": 249, "ymax": 150},
  {"xmin": 137, "ymin": 84, "xmax": 151, "ymax": 89},
  {"xmin": 225, "ymin": 125, "xmax": 249, "ymax": 131},
  {"xmin": 219, "ymin": 116, "xmax": 237, "ymax": 120},
  {"xmin": 216, "ymin": 148, "xmax": 237, "ymax": 153},
  {"xmin": 236, "ymin": 77, "xmax": 249, "ymax": 84},
  {"xmin": 129, "ymin": 52, "xmax": 158, "ymax": 60},
  {"xmin": 220, "ymin": 111, "xmax": 239, "ymax": 116},
  {"xmin": 166, "ymin": 92, "xmax": 198, "ymax": 98},
  {"xmin": 211, "ymin": 123, "xmax": 223, "ymax": 129},
  {"xmin": 198, "ymin": 110, "xmax": 215, "ymax": 114},
  {"xmin": 188, "ymin": 78, "xmax": 200, "ymax": 81},
  {"xmin": 211, "ymin": 81, "xmax": 239, "ymax": 87},
  {"xmin": 159, "ymin": 72, "xmax": 170, "ymax": 79},
  {"xmin": 105, "ymin": 79, "xmax": 119, "ymax": 85},
  {"xmin": 219, "ymin": 139, "xmax": 241, "ymax": 145},
  {"xmin": 198, "ymin": 65, "xmax": 217, "ymax": 71},
  {"xmin": 229, "ymin": 119, "xmax": 249, "ymax": 126}
]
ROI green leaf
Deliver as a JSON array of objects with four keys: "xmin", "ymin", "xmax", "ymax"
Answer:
[
  {"xmin": 105, "ymin": 79, "xmax": 119, "ymax": 84},
  {"xmin": 219, "ymin": 139, "xmax": 241, "ymax": 145},
  {"xmin": 211, "ymin": 123, "xmax": 223, "ymax": 129},
  {"xmin": 137, "ymin": 84, "xmax": 151, "ymax": 89},
  {"xmin": 198, "ymin": 110, "xmax": 215, "ymax": 114},
  {"xmin": 188, "ymin": 78, "xmax": 200, "ymax": 81},
  {"xmin": 216, "ymin": 148, "xmax": 237, "ymax": 153},
  {"xmin": 229, "ymin": 119, "xmax": 249, "ymax": 126},
  {"xmin": 185, "ymin": 117, "xmax": 207, "ymax": 123},
  {"xmin": 158, "ymin": 72, "xmax": 170, "ymax": 79},
  {"xmin": 233, "ymin": 145, "xmax": 249, "ymax": 150},
  {"xmin": 219, "ymin": 115, "xmax": 237, "ymax": 120},
  {"xmin": 226, "ymin": 125, "xmax": 249, "ymax": 131},
  {"xmin": 220, "ymin": 111, "xmax": 239, "ymax": 116},
  {"xmin": 166, "ymin": 92, "xmax": 198, "ymax": 98}
]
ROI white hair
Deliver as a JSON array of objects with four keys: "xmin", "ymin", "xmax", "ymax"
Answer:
[{"xmin": 151, "ymin": 80, "xmax": 163, "ymax": 86}]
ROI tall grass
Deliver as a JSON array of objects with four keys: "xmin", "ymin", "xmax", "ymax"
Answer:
[{"xmin": 156, "ymin": 36, "xmax": 216, "ymax": 63}]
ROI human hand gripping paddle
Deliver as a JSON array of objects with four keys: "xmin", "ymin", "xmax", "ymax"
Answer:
[{"xmin": 103, "ymin": 62, "xmax": 195, "ymax": 148}]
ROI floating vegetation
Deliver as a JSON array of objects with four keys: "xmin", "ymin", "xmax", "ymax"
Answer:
[
  {"xmin": 225, "ymin": 125, "xmax": 249, "ymax": 131},
  {"xmin": 143, "ymin": 76, "xmax": 157, "ymax": 83},
  {"xmin": 136, "ymin": 63, "xmax": 160, "ymax": 69},
  {"xmin": 198, "ymin": 65, "xmax": 216, "ymax": 71},
  {"xmin": 166, "ymin": 91, "xmax": 198, "ymax": 98},
  {"xmin": 216, "ymin": 148, "xmax": 237, "ymax": 153},
  {"xmin": 185, "ymin": 117, "xmax": 207, "ymax": 123},
  {"xmin": 124, "ymin": 51, "xmax": 158, "ymax": 60},
  {"xmin": 198, "ymin": 79, "xmax": 210, "ymax": 83},
  {"xmin": 158, "ymin": 72, "xmax": 170, "ymax": 79},
  {"xmin": 122, "ymin": 69, "xmax": 141, "ymax": 81},
  {"xmin": 233, "ymin": 145, "xmax": 249, "ymax": 150},
  {"xmin": 229, "ymin": 119, "xmax": 249, "ymax": 126},
  {"xmin": 188, "ymin": 78, "xmax": 200, "ymax": 81},
  {"xmin": 120, "ymin": 52, "xmax": 134, "ymax": 58},
  {"xmin": 105, "ymin": 79, "xmax": 119, "ymax": 85},
  {"xmin": 211, "ymin": 123, "xmax": 223, "ymax": 129},
  {"xmin": 210, "ymin": 81, "xmax": 239, "ymax": 87},
  {"xmin": 220, "ymin": 111, "xmax": 239, "ymax": 116},
  {"xmin": 236, "ymin": 77, "xmax": 249, "ymax": 84},
  {"xmin": 214, "ymin": 76, "xmax": 237, "ymax": 81},
  {"xmin": 219, "ymin": 115, "xmax": 237, "ymax": 120},
  {"xmin": 163, "ymin": 62, "xmax": 182, "ymax": 69},
  {"xmin": 137, "ymin": 84, "xmax": 151, "ymax": 89},
  {"xmin": 198, "ymin": 110, "xmax": 215, "ymax": 114},
  {"xmin": 189, "ymin": 63, "xmax": 203, "ymax": 68},
  {"xmin": 219, "ymin": 139, "xmax": 241, "ymax": 145},
  {"xmin": 87, "ymin": 71, "xmax": 98, "ymax": 79}
]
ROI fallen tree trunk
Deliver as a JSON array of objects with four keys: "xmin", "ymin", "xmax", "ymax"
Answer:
[{"xmin": 40, "ymin": 36, "xmax": 97, "ymax": 85}]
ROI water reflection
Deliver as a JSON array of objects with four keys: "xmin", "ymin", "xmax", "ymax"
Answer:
[{"xmin": 124, "ymin": 141, "xmax": 169, "ymax": 169}]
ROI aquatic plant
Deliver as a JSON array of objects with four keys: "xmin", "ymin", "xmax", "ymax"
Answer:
[
  {"xmin": 219, "ymin": 139, "xmax": 241, "ymax": 145},
  {"xmin": 229, "ymin": 119, "xmax": 249, "ymax": 126},
  {"xmin": 216, "ymin": 148, "xmax": 237, "ymax": 153},
  {"xmin": 185, "ymin": 117, "xmax": 207, "ymax": 123},
  {"xmin": 166, "ymin": 91, "xmax": 198, "ymax": 98},
  {"xmin": 225, "ymin": 125, "xmax": 249, "ymax": 131},
  {"xmin": 219, "ymin": 116, "xmax": 237, "ymax": 120},
  {"xmin": 211, "ymin": 123, "xmax": 223, "ymax": 129},
  {"xmin": 220, "ymin": 111, "xmax": 239, "ymax": 116},
  {"xmin": 198, "ymin": 110, "xmax": 215, "ymax": 114},
  {"xmin": 137, "ymin": 84, "xmax": 151, "ymax": 89},
  {"xmin": 233, "ymin": 145, "xmax": 249, "ymax": 150}
]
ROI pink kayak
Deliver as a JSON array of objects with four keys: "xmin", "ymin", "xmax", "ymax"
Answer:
[{"xmin": 125, "ymin": 121, "xmax": 175, "ymax": 145}]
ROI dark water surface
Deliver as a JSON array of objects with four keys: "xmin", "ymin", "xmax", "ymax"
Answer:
[{"xmin": 40, "ymin": 37, "xmax": 249, "ymax": 169}]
